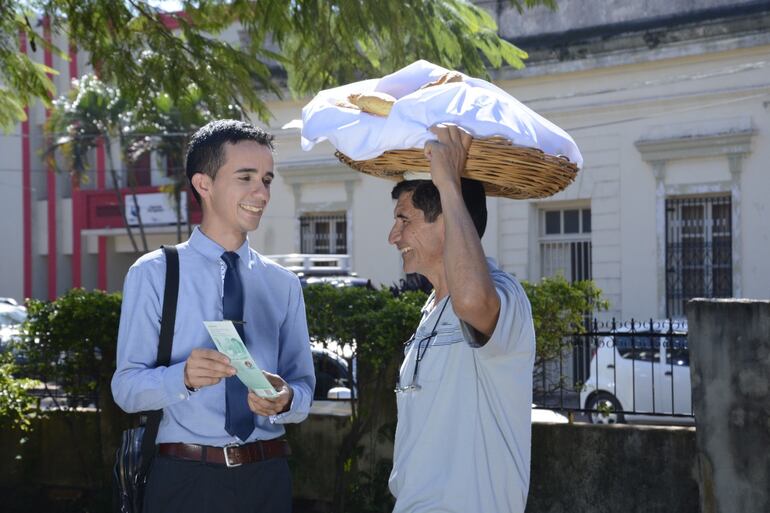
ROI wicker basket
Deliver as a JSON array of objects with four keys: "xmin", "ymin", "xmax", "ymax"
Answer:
[{"xmin": 335, "ymin": 136, "xmax": 578, "ymax": 199}]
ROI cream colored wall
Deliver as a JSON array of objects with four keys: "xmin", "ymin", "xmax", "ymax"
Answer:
[
  {"xmin": 739, "ymin": 98, "xmax": 770, "ymax": 300},
  {"xmin": 0, "ymin": 126, "xmax": 24, "ymax": 301},
  {"xmin": 244, "ymin": 42, "xmax": 770, "ymax": 309},
  {"xmin": 491, "ymin": 44, "xmax": 770, "ymax": 319},
  {"xmin": 0, "ymin": 29, "xmax": 91, "ymax": 299}
]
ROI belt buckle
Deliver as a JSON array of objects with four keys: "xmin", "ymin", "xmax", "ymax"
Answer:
[{"xmin": 223, "ymin": 443, "xmax": 242, "ymax": 468}]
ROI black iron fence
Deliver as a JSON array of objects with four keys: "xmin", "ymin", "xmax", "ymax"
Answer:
[{"xmin": 533, "ymin": 318, "xmax": 693, "ymax": 423}]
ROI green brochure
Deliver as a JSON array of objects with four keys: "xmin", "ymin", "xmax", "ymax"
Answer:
[{"xmin": 203, "ymin": 321, "xmax": 278, "ymax": 399}]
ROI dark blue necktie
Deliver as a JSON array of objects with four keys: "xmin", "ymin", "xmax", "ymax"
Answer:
[{"xmin": 221, "ymin": 251, "xmax": 255, "ymax": 442}]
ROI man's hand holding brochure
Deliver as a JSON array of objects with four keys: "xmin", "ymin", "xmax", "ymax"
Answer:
[{"xmin": 203, "ymin": 321, "xmax": 279, "ymax": 399}]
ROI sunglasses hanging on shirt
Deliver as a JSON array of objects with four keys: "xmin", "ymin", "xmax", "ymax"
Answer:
[{"xmin": 394, "ymin": 297, "xmax": 450, "ymax": 394}]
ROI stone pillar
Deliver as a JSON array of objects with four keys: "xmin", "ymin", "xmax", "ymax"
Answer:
[{"xmin": 687, "ymin": 299, "xmax": 770, "ymax": 513}]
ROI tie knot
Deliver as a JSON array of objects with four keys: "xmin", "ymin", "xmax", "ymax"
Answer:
[{"xmin": 221, "ymin": 251, "xmax": 239, "ymax": 268}]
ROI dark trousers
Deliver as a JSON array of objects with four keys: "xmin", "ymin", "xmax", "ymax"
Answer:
[{"xmin": 143, "ymin": 454, "xmax": 292, "ymax": 513}]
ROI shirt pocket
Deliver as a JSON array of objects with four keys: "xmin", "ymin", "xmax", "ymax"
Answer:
[{"xmin": 409, "ymin": 326, "xmax": 466, "ymax": 385}]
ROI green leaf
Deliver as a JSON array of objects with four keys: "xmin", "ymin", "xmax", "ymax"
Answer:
[
  {"xmin": 0, "ymin": 92, "xmax": 27, "ymax": 130},
  {"xmin": 0, "ymin": 0, "xmax": 556, "ymax": 130}
]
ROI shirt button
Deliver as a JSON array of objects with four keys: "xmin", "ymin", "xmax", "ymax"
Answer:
[{"xmin": 179, "ymin": 393, "xmax": 186, "ymax": 400}]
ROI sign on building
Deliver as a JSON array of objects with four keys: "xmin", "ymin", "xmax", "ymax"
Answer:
[{"xmin": 125, "ymin": 192, "xmax": 188, "ymax": 226}]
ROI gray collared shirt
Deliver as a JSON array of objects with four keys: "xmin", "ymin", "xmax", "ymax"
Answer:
[
  {"xmin": 389, "ymin": 258, "xmax": 536, "ymax": 513},
  {"xmin": 112, "ymin": 227, "xmax": 315, "ymax": 445}
]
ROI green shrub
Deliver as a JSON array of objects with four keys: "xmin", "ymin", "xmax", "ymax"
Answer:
[
  {"xmin": 0, "ymin": 353, "xmax": 39, "ymax": 431},
  {"xmin": 522, "ymin": 274, "xmax": 608, "ymax": 394},
  {"xmin": 18, "ymin": 288, "xmax": 122, "ymax": 406},
  {"xmin": 303, "ymin": 284, "xmax": 426, "ymax": 513}
]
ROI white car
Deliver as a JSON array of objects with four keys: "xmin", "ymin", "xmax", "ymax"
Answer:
[
  {"xmin": 0, "ymin": 302, "xmax": 26, "ymax": 352},
  {"xmin": 580, "ymin": 320, "xmax": 693, "ymax": 425}
]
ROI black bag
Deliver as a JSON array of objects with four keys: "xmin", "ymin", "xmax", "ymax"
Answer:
[{"xmin": 113, "ymin": 245, "xmax": 179, "ymax": 513}]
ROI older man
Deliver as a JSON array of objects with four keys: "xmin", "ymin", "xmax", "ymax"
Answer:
[{"xmin": 387, "ymin": 124, "xmax": 536, "ymax": 513}]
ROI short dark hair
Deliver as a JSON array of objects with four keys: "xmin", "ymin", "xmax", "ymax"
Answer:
[
  {"xmin": 185, "ymin": 119, "xmax": 275, "ymax": 204},
  {"xmin": 391, "ymin": 178, "xmax": 487, "ymax": 237}
]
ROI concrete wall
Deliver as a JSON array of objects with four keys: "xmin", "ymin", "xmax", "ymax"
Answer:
[
  {"xmin": 529, "ymin": 423, "xmax": 698, "ymax": 513},
  {"xmin": 688, "ymin": 299, "xmax": 770, "ymax": 513},
  {"xmin": 0, "ymin": 412, "xmax": 699, "ymax": 513},
  {"xmin": 490, "ymin": 0, "xmax": 757, "ymax": 39}
]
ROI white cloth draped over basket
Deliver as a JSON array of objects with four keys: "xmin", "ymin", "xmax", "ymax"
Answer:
[{"xmin": 297, "ymin": 60, "xmax": 583, "ymax": 169}]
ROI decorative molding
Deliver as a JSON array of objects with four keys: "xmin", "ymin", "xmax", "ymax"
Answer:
[
  {"xmin": 635, "ymin": 129, "xmax": 755, "ymax": 162},
  {"xmin": 280, "ymin": 161, "xmax": 360, "ymax": 253},
  {"xmin": 649, "ymin": 160, "xmax": 666, "ymax": 182},
  {"xmin": 727, "ymin": 153, "xmax": 744, "ymax": 177},
  {"xmin": 638, "ymin": 123, "xmax": 752, "ymax": 317},
  {"xmin": 296, "ymin": 202, "xmax": 350, "ymax": 216},
  {"xmin": 279, "ymin": 160, "xmax": 360, "ymax": 186}
]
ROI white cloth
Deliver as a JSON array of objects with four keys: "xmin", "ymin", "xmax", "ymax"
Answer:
[
  {"xmin": 299, "ymin": 59, "xmax": 582, "ymax": 168},
  {"xmin": 389, "ymin": 258, "xmax": 536, "ymax": 513}
]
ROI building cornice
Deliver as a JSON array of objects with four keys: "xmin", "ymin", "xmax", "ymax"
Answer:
[
  {"xmin": 279, "ymin": 160, "xmax": 360, "ymax": 185},
  {"xmin": 635, "ymin": 129, "xmax": 756, "ymax": 162},
  {"xmin": 493, "ymin": 5, "xmax": 770, "ymax": 80}
]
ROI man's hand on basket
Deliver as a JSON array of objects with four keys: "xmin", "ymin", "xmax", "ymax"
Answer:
[{"xmin": 424, "ymin": 123, "xmax": 472, "ymax": 191}]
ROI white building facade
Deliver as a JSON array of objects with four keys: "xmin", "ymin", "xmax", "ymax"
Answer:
[{"xmin": 1, "ymin": 1, "xmax": 768, "ymax": 322}]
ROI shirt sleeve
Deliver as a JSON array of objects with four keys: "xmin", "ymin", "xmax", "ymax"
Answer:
[
  {"xmin": 111, "ymin": 257, "xmax": 190, "ymax": 413},
  {"xmin": 270, "ymin": 276, "xmax": 316, "ymax": 424},
  {"xmin": 462, "ymin": 271, "xmax": 536, "ymax": 361}
]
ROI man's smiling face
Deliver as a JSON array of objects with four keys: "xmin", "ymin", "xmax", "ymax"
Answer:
[
  {"xmin": 199, "ymin": 140, "xmax": 274, "ymax": 236},
  {"xmin": 388, "ymin": 191, "xmax": 445, "ymax": 276}
]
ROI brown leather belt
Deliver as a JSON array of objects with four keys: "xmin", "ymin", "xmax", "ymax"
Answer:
[{"xmin": 158, "ymin": 439, "xmax": 290, "ymax": 467}]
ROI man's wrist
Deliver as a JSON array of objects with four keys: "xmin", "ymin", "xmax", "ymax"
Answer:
[
  {"xmin": 433, "ymin": 178, "xmax": 462, "ymax": 196},
  {"xmin": 183, "ymin": 363, "xmax": 198, "ymax": 392},
  {"xmin": 279, "ymin": 386, "xmax": 294, "ymax": 414}
]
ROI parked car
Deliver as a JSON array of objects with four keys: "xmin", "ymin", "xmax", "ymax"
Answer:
[
  {"xmin": 301, "ymin": 275, "xmax": 372, "ymax": 289},
  {"xmin": 265, "ymin": 253, "xmax": 369, "ymax": 401},
  {"xmin": 266, "ymin": 253, "xmax": 372, "ymax": 289},
  {"xmin": 580, "ymin": 320, "xmax": 693, "ymax": 425},
  {"xmin": 312, "ymin": 345, "xmax": 355, "ymax": 401},
  {"xmin": 0, "ymin": 302, "xmax": 27, "ymax": 360}
]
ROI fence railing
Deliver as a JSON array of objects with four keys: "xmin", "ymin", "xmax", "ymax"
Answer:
[{"xmin": 533, "ymin": 318, "xmax": 693, "ymax": 422}]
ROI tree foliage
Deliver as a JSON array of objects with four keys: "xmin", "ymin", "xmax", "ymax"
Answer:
[
  {"xmin": 0, "ymin": 353, "xmax": 39, "ymax": 432},
  {"xmin": 1, "ymin": 0, "xmax": 556, "ymax": 129},
  {"xmin": 45, "ymin": 73, "xmax": 217, "ymax": 249},
  {"xmin": 522, "ymin": 274, "xmax": 609, "ymax": 362}
]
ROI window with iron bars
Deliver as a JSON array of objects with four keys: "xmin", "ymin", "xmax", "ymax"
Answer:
[
  {"xmin": 538, "ymin": 207, "xmax": 592, "ymax": 395},
  {"xmin": 300, "ymin": 212, "xmax": 347, "ymax": 256},
  {"xmin": 665, "ymin": 195, "xmax": 732, "ymax": 318},
  {"xmin": 539, "ymin": 207, "xmax": 592, "ymax": 282}
]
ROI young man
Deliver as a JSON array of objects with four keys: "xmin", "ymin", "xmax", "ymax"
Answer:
[
  {"xmin": 387, "ymin": 124, "xmax": 536, "ymax": 513},
  {"xmin": 112, "ymin": 119, "xmax": 315, "ymax": 513}
]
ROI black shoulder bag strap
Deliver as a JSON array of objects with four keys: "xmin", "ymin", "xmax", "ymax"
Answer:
[{"xmin": 139, "ymin": 245, "xmax": 179, "ymax": 469}]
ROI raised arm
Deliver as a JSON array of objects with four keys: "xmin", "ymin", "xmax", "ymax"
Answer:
[{"xmin": 425, "ymin": 124, "xmax": 500, "ymax": 339}]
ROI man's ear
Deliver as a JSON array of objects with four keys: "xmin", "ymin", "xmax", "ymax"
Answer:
[{"xmin": 191, "ymin": 173, "xmax": 212, "ymax": 201}]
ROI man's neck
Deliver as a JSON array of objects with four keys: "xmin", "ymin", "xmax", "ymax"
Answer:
[
  {"xmin": 199, "ymin": 221, "xmax": 247, "ymax": 252},
  {"xmin": 424, "ymin": 268, "xmax": 449, "ymax": 303}
]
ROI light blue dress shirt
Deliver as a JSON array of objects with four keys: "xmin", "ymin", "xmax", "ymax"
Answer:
[{"xmin": 111, "ymin": 227, "xmax": 315, "ymax": 446}]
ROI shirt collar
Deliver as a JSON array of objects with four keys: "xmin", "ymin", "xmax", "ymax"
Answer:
[{"xmin": 189, "ymin": 226, "xmax": 253, "ymax": 266}]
